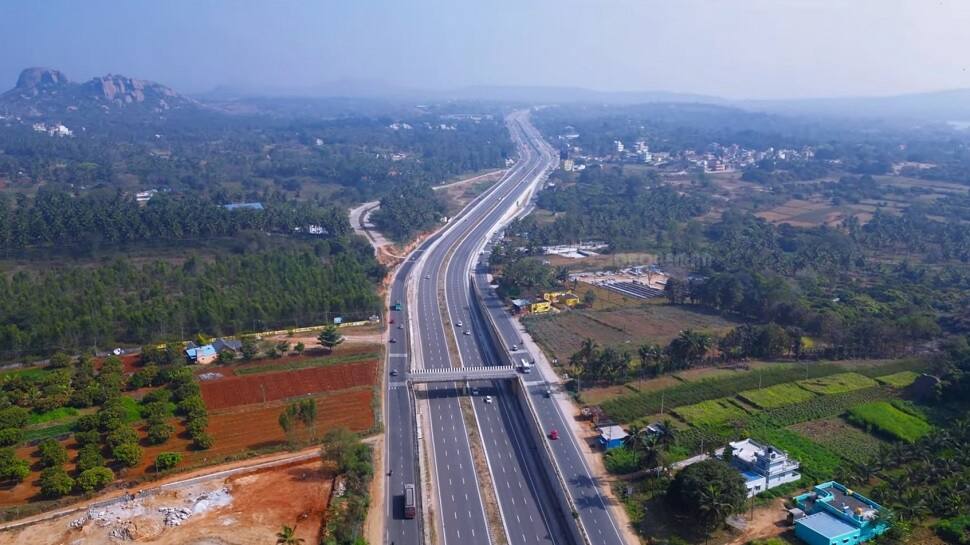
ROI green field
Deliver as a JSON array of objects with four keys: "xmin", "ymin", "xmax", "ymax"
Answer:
[
  {"xmin": 27, "ymin": 406, "xmax": 79, "ymax": 426},
  {"xmin": 847, "ymin": 401, "xmax": 933, "ymax": 443},
  {"xmin": 739, "ymin": 383, "xmax": 817, "ymax": 409},
  {"xmin": 750, "ymin": 427, "xmax": 842, "ymax": 481},
  {"xmin": 875, "ymin": 371, "xmax": 920, "ymax": 388},
  {"xmin": 673, "ymin": 398, "xmax": 750, "ymax": 427},
  {"xmin": 789, "ymin": 418, "xmax": 887, "ymax": 464},
  {"xmin": 797, "ymin": 372, "xmax": 878, "ymax": 395}
]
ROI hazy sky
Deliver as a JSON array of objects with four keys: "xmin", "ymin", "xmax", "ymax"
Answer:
[{"xmin": 3, "ymin": 0, "xmax": 970, "ymax": 99}]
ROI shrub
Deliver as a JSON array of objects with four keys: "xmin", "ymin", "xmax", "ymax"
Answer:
[
  {"xmin": 192, "ymin": 432, "xmax": 215, "ymax": 450},
  {"xmin": 604, "ymin": 447, "xmax": 639, "ymax": 474},
  {"xmin": 39, "ymin": 467, "xmax": 75, "ymax": 498},
  {"xmin": 112, "ymin": 442, "xmax": 143, "ymax": 467},
  {"xmin": 74, "ymin": 429, "xmax": 101, "ymax": 447},
  {"xmin": 0, "ymin": 427, "xmax": 24, "ymax": 447},
  {"xmin": 76, "ymin": 444, "xmax": 106, "ymax": 473},
  {"xmin": 76, "ymin": 466, "xmax": 114, "ymax": 493},
  {"xmin": 936, "ymin": 515, "xmax": 970, "ymax": 545},
  {"xmin": 177, "ymin": 395, "xmax": 207, "ymax": 420},
  {"xmin": 142, "ymin": 387, "xmax": 173, "ymax": 405},
  {"xmin": 38, "ymin": 438, "xmax": 69, "ymax": 468},
  {"xmin": 0, "ymin": 448, "xmax": 30, "ymax": 482},
  {"xmin": 106, "ymin": 426, "xmax": 139, "ymax": 450},
  {"xmin": 186, "ymin": 416, "xmax": 209, "ymax": 438},
  {"xmin": 74, "ymin": 414, "xmax": 100, "ymax": 432},
  {"xmin": 154, "ymin": 452, "xmax": 182, "ymax": 471},
  {"xmin": 146, "ymin": 421, "xmax": 174, "ymax": 445},
  {"xmin": 0, "ymin": 406, "xmax": 29, "ymax": 430}
]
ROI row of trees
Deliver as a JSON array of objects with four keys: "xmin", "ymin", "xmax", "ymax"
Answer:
[
  {"xmin": 0, "ymin": 190, "xmax": 351, "ymax": 250},
  {"xmin": 569, "ymin": 331, "xmax": 716, "ymax": 385},
  {"xmin": 0, "ymin": 246, "xmax": 381, "ymax": 358}
]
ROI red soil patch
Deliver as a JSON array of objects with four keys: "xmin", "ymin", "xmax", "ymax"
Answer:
[
  {"xmin": 201, "ymin": 361, "xmax": 376, "ymax": 410},
  {"xmin": 0, "ymin": 389, "xmax": 373, "ymax": 508}
]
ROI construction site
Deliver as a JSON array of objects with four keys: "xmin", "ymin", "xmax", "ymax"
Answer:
[
  {"xmin": 571, "ymin": 265, "xmax": 669, "ymax": 300},
  {"xmin": 0, "ymin": 456, "xmax": 333, "ymax": 545}
]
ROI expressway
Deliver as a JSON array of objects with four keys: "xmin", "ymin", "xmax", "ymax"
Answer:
[{"xmin": 384, "ymin": 111, "xmax": 626, "ymax": 545}]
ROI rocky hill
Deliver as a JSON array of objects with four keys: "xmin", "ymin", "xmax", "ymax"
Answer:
[{"xmin": 0, "ymin": 67, "xmax": 198, "ymax": 120}]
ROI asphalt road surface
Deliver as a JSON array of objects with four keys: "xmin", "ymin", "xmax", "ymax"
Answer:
[{"xmin": 384, "ymin": 111, "xmax": 626, "ymax": 545}]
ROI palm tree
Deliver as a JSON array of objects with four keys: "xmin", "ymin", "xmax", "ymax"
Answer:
[
  {"xmin": 276, "ymin": 525, "xmax": 304, "ymax": 545},
  {"xmin": 698, "ymin": 482, "xmax": 735, "ymax": 537},
  {"xmin": 657, "ymin": 419, "xmax": 676, "ymax": 451}
]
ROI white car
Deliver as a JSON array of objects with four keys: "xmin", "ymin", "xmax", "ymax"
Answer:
[
  {"xmin": 425, "ymin": 274, "xmax": 431, "ymax": 279},
  {"xmin": 456, "ymin": 321, "xmax": 463, "ymax": 327},
  {"xmin": 463, "ymin": 331, "xmax": 471, "ymax": 336},
  {"xmin": 484, "ymin": 395, "xmax": 493, "ymax": 404}
]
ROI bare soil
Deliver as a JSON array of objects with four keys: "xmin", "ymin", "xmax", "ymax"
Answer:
[{"xmin": 0, "ymin": 458, "xmax": 334, "ymax": 545}]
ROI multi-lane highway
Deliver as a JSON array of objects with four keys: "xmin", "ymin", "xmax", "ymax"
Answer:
[{"xmin": 384, "ymin": 111, "xmax": 626, "ymax": 545}]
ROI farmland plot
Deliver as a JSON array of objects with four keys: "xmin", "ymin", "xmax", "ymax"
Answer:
[
  {"xmin": 789, "ymin": 418, "xmax": 887, "ymax": 464},
  {"xmin": 847, "ymin": 401, "xmax": 933, "ymax": 443},
  {"xmin": 797, "ymin": 372, "xmax": 878, "ymax": 395},
  {"xmin": 739, "ymin": 383, "xmax": 816, "ymax": 409},
  {"xmin": 674, "ymin": 398, "xmax": 751, "ymax": 427}
]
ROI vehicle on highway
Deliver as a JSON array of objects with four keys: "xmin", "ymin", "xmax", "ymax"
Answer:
[
  {"xmin": 389, "ymin": 317, "xmax": 394, "ymax": 324},
  {"xmin": 391, "ymin": 301, "xmax": 402, "ymax": 311},
  {"xmin": 511, "ymin": 344, "xmax": 518, "ymax": 351},
  {"xmin": 519, "ymin": 358, "xmax": 532, "ymax": 374},
  {"xmin": 471, "ymin": 387, "xmax": 479, "ymax": 395},
  {"xmin": 456, "ymin": 321, "xmax": 463, "ymax": 327},
  {"xmin": 463, "ymin": 330, "xmax": 471, "ymax": 336},
  {"xmin": 544, "ymin": 388, "xmax": 552, "ymax": 398},
  {"xmin": 484, "ymin": 395, "xmax": 493, "ymax": 403},
  {"xmin": 425, "ymin": 274, "xmax": 430, "ymax": 279},
  {"xmin": 389, "ymin": 338, "xmax": 397, "ymax": 343},
  {"xmin": 404, "ymin": 483, "xmax": 416, "ymax": 519},
  {"xmin": 549, "ymin": 429, "xmax": 559, "ymax": 440},
  {"xmin": 398, "ymin": 324, "xmax": 404, "ymax": 329},
  {"xmin": 391, "ymin": 369, "xmax": 399, "ymax": 376}
]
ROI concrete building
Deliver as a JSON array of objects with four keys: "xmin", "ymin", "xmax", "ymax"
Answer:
[
  {"xmin": 793, "ymin": 482, "xmax": 888, "ymax": 545},
  {"xmin": 728, "ymin": 438, "xmax": 801, "ymax": 497}
]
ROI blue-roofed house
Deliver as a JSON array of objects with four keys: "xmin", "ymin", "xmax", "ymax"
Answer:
[
  {"xmin": 222, "ymin": 202, "xmax": 264, "ymax": 211},
  {"xmin": 186, "ymin": 337, "xmax": 243, "ymax": 364},
  {"xmin": 792, "ymin": 482, "xmax": 888, "ymax": 545},
  {"xmin": 597, "ymin": 425, "xmax": 628, "ymax": 450},
  {"xmin": 185, "ymin": 343, "xmax": 218, "ymax": 365}
]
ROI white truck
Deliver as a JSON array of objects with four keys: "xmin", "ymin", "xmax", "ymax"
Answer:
[{"xmin": 519, "ymin": 357, "xmax": 532, "ymax": 374}]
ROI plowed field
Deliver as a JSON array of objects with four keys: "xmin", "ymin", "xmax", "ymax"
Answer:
[{"xmin": 201, "ymin": 360, "xmax": 376, "ymax": 410}]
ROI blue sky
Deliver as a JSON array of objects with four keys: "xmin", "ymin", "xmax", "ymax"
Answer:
[{"xmin": 2, "ymin": 0, "xmax": 970, "ymax": 99}]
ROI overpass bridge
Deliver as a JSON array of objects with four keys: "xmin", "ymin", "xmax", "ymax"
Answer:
[{"xmin": 407, "ymin": 365, "xmax": 519, "ymax": 384}]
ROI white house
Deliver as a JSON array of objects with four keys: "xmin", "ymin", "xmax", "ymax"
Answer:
[{"xmin": 728, "ymin": 438, "xmax": 801, "ymax": 497}]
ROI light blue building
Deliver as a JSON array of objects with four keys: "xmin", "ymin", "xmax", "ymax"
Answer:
[{"xmin": 793, "ymin": 482, "xmax": 888, "ymax": 545}]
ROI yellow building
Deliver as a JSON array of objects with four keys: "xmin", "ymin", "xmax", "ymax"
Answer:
[
  {"xmin": 529, "ymin": 300, "xmax": 552, "ymax": 313},
  {"xmin": 542, "ymin": 291, "xmax": 579, "ymax": 308}
]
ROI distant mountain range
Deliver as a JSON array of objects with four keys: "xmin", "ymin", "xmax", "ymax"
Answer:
[
  {"xmin": 0, "ymin": 67, "xmax": 198, "ymax": 120},
  {"xmin": 5, "ymin": 66, "xmax": 970, "ymax": 125}
]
